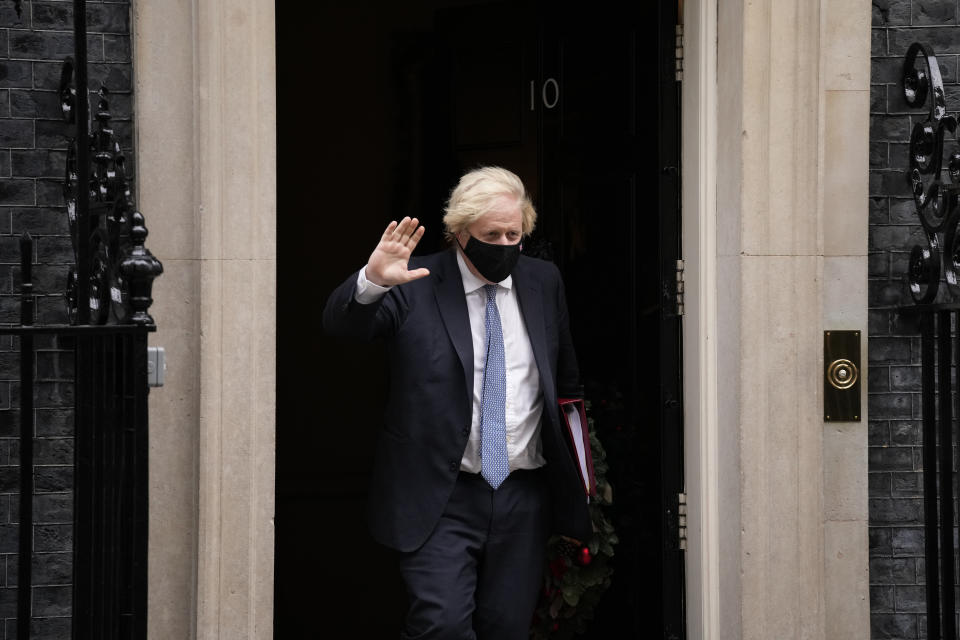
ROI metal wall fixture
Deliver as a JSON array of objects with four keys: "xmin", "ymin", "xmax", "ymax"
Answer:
[
  {"xmin": 900, "ymin": 42, "xmax": 960, "ymax": 640},
  {"xmin": 823, "ymin": 330, "xmax": 860, "ymax": 422},
  {"xmin": 1, "ymin": 1, "xmax": 163, "ymax": 638},
  {"xmin": 903, "ymin": 42, "xmax": 960, "ymax": 304}
]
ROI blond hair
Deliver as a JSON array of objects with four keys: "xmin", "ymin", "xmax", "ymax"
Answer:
[{"xmin": 442, "ymin": 166, "xmax": 537, "ymax": 239}]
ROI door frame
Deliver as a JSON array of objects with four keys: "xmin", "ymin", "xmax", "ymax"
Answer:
[{"xmin": 680, "ymin": 0, "xmax": 729, "ymax": 638}]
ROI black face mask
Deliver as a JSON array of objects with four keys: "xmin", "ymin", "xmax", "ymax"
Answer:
[{"xmin": 458, "ymin": 235, "xmax": 522, "ymax": 283}]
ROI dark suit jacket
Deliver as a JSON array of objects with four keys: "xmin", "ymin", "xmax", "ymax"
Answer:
[{"xmin": 323, "ymin": 248, "xmax": 592, "ymax": 552}]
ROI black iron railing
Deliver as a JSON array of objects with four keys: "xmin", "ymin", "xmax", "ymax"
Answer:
[
  {"xmin": 2, "ymin": 0, "xmax": 162, "ymax": 638},
  {"xmin": 902, "ymin": 42, "xmax": 960, "ymax": 640},
  {"xmin": 905, "ymin": 307, "xmax": 957, "ymax": 640},
  {"xmin": 0, "ymin": 313, "xmax": 153, "ymax": 639}
]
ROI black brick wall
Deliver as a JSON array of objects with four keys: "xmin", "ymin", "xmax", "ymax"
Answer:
[
  {"xmin": 869, "ymin": 1, "xmax": 960, "ymax": 638},
  {"xmin": 0, "ymin": 0, "xmax": 132, "ymax": 636}
]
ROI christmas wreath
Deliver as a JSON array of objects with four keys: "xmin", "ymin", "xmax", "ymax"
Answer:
[{"xmin": 531, "ymin": 408, "xmax": 618, "ymax": 639}]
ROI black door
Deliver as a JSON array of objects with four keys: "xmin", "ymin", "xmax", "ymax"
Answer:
[
  {"xmin": 536, "ymin": 5, "xmax": 684, "ymax": 638},
  {"xmin": 276, "ymin": 2, "xmax": 683, "ymax": 637}
]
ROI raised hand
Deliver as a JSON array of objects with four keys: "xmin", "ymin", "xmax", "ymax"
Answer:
[{"xmin": 366, "ymin": 217, "xmax": 431, "ymax": 286}]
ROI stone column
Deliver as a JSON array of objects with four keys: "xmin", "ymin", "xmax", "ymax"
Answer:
[
  {"xmin": 134, "ymin": 0, "xmax": 277, "ymax": 636},
  {"xmin": 687, "ymin": 0, "xmax": 871, "ymax": 637},
  {"xmin": 735, "ymin": 0, "xmax": 870, "ymax": 637},
  {"xmin": 133, "ymin": 0, "xmax": 201, "ymax": 636},
  {"xmin": 194, "ymin": 0, "xmax": 277, "ymax": 636},
  {"xmin": 819, "ymin": 1, "xmax": 872, "ymax": 637},
  {"xmin": 737, "ymin": 0, "xmax": 827, "ymax": 636}
]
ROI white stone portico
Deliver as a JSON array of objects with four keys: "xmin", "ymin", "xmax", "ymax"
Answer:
[{"xmin": 131, "ymin": 0, "xmax": 871, "ymax": 637}]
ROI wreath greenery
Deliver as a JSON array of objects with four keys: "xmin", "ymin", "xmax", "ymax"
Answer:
[{"xmin": 531, "ymin": 407, "xmax": 618, "ymax": 639}]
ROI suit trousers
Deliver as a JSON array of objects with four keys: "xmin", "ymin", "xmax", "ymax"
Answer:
[{"xmin": 397, "ymin": 468, "xmax": 550, "ymax": 640}]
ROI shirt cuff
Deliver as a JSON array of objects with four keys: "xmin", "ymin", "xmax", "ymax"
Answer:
[{"xmin": 354, "ymin": 265, "xmax": 392, "ymax": 304}]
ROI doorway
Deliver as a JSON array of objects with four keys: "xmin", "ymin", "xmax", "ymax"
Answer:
[{"xmin": 275, "ymin": 1, "xmax": 683, "ymax": 636}]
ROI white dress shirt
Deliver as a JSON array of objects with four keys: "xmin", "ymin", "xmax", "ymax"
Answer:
[{"xmin": 354, "ymin": 253, "xmax": 545, "ymax": 473}]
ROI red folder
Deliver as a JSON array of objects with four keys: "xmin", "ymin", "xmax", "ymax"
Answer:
[{"xmin": 558, "ymin": 398, "xmax": 597, "ymax": 498}]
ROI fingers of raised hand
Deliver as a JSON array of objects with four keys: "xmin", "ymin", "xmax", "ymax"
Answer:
[
  {"xmin": 384, "ymin": 217, "xmax": 426, "ymax": 248},
  {"xmin": 407, "ymin": 222, "xmax": 425, "ymax": 248},
  {"xmin": 395, "ymin": 217, "xmax": 422, "ymax": 244},
  {"xmin": 381, "ymin": 220, "xmax": 399, "ymax": 242}
]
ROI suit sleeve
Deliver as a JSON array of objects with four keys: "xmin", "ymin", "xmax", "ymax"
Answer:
[
  {"xmin": 555, "ymin": 266, "xmax": 582, "ymax": 399},
  {"xmin": 322, "ymin": 268, "xmax": 408, "ymax": 341}
]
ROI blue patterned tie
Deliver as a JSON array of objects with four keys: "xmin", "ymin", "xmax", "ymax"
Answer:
[{"xmin": 481, "ymin": 284, "xmax": 509, "ymax": 489}]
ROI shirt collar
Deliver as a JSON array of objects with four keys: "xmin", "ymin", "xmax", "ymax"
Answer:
[{"xmin": 455, "ymin": 249, "xmax": 513, "ymax": 294}]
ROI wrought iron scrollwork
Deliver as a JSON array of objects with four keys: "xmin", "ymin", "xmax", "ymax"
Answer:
[
  {"xmin": 59, "ymin": 61, "xmax": 162, "ymax": 325},
  {"xmin": 903, "ymin": 42, "xmax": 960, "ymax": 303}
]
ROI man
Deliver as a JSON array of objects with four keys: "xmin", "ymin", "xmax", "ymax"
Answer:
[{"xmin": 323, "ymin": 166, "xmax": 590, "ymax": 639}]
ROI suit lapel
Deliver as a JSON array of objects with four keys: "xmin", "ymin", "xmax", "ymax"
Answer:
[
  {"xmin": 433, "ymin": 254, "xmax": 556, "ymax": 417},
  {"xmin": 433, "ymin": 250, "xmax": 474, "ymax": 410},
  {"xmin": 513, "ymin": 260, "xmax": 554, "ymax": 404}
]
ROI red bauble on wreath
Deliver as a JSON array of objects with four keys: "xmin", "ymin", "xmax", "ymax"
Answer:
[{"xmin": 576, "ymin": 547, "xmax": 592, "ymax": 566}]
